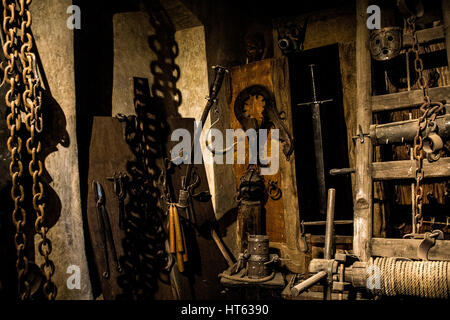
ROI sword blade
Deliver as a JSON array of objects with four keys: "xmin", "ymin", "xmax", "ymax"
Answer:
[
  {"xmin": 297, "ymin": 65, "xmax": 331, "ymax": 216},
  {"xmin": 312, "ymin": 102, "xmax": 327, "ymax": 216}
]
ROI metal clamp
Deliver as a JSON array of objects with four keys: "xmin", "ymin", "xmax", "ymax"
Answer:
[
  {"xmin": 107, "ymin": 172, "xmax": 129, "ymax": 230},
  {"xmin": 417, "ymin": 230, "xmax": 444, "ymax": 261},
  {"xmin": 352, "ymin": 125, "xmax": 370, "ymax": 144}
]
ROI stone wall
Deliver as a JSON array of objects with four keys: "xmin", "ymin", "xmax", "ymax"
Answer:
[{"xmin": 31, "ymin": 0, "xmax": 92, "ymax": 299}]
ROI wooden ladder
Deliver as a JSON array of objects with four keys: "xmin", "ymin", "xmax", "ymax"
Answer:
[{"xmin": 354, "ymin": 0, "xmax": 450, "ymax": 262}]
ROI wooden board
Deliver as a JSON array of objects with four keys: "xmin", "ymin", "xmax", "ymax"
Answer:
[
  {"xmin": 229, "ymin": 59, "xmax": 286, "ymax": 244},
  {"xmin": 87, "ymin": 117, "xmax": 131, "ymax": 299},
  {"xmin": 87, "ymin": 117, "xmax": 173, "ymax": 300},
  {"xmin": 372, "ymin": 85, "xmax": 450, "ymax": 112},
  {"xmin": 402, "ymin": 25, "xmax": 445, "ymax": 47},
  {"xmin": 371, "ymin": 238, "xmax": 450, "ymax": 261},
  {"xmin": 372, "ymin": 158, "xmax": 450, "ymax": 181}
]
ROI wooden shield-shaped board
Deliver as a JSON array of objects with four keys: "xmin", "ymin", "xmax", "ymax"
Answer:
[
  {"xmin": 87, "ymin": 117, "xmax": 174, "ymax": 300},
  {"xmin": 87, "ymin": 117, "xmax": 131, "ymax": 299},
  {"xmin": 229, "ymin": 59, "xmax": 287, "ymax": 244}
]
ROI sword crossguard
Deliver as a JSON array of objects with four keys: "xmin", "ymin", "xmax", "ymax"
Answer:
[
  {"xmin": 352, "ymin": 125, "xmax": 371, "ymax": 144},
  {"xmin": 297, "ymin": 64, "xmax": 334, "ymax": 107},
  {"xmin": 297, "ymin": 98, "xmax": 333, "ymax": 107}
]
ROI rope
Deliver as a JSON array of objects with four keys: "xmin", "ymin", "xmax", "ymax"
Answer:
[
  {"xmin": 218, "ymin": 271, "xmax": 275, "ymax": 283},
  {"xmin": 368, "ymin": 258, "xmax": 449, "ymax": 299},
  {"xmin": 218, "ymin": 262, "xmax": 275, "ymax": 283}
]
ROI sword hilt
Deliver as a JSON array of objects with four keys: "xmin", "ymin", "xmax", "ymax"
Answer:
[
  {"xmin": 309, "ymin": 64, "xmax": 318, "ymax": 102},
  {"xmin": 297, "ymin": 98, "xmax": 333, "ymax": 107},
  {"xmin": 297, "ymin": 64, "xmax": 333, "ymax": 107}
]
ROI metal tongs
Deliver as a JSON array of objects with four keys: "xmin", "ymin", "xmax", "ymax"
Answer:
[
  {"xmin": 93, "ymin": 181, "xmax": 122, "ymax": 279},
  {"xmin": 107, "ymin": 172, "xmax": 129, "ymax": 230}
]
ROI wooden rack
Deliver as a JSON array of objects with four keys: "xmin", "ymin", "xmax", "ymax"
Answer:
[{"xmin": 354, "ymin": 0, "xmax": 450, "ymax": 262}]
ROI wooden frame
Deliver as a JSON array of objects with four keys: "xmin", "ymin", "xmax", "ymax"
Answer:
[
  {"xmin": 372, "ymin": 158, "xmax": 450, "ymax": 180},
  {"xmin": 372, "ymin": 86, "xmax": 450, "ymax": 112},
  {"xmin": 353, "ymin": 0, "xmax": 450, "ymax": 262}
]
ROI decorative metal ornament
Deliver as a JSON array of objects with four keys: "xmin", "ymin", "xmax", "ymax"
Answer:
[
  {"xmin": 370, "ymin": 27, "xmax": 403, "ymax": 61},
  {"xmin": 234, "ymin": 85, "xmax": 294, "ymax": 160}
]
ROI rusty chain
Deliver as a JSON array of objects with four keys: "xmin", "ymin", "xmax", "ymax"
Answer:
[
  {"xmin": 3, "ymin": 0, "xmax": 57, "ymax": 300},
  {"xmin": 21, "ymin": 0, "xmax": 56, "ymax": 300},
  {"xmin": 407, "ymin": 17, "xmax": 444, "ymax": 234},
  {"xmin": 3, "ymin": 0, "xmax": 30, "ymax": 300}
]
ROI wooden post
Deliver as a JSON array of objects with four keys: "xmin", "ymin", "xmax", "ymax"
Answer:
[
  {"xmin": 324, "ymin": 189, "xmax": 336, "ymax": 260},
  {"xmin": 354, "ymin": 0, "xmax": 373, "ymax": 262},
  {"xmin": 443, "ymin": 0, "xmax": 450, "ymax": 68}
]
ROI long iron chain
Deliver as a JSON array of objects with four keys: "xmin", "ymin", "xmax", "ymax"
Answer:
[
  {"xmin": 407, "ymin": 17, "xmax": 444, "ymax": 234},
  {"xmin": 3, "ymin": 0, "xmax": 30, "ymax": 300},
  {"xmin": 21, "ymin": 0, "xmax": 56, "ymax": 300},
  {"xmin": 3, "ymin": 0, "xmax": 57, "ymax": 300}
]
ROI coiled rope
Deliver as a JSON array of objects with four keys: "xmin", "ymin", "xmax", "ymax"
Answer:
[{"xmin": 368, "ymin": 257, "xmax": 449, "ymax": 299}]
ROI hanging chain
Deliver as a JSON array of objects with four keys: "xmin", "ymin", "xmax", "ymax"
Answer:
[
  {"xmin": 407, "ymin": 17, "xmax": 444, "ymax": 234},
  {"xmin": 3, "ymin": 0, "xmax": 57, "ymax": 300},
  {"xmin": 20, "ymin": 0, "xmax": 56, "ymax": 300},
  {"xmin": 407, "ymin": 17, "xmax": 429, "ymax": 103},
  {"xmin": 3, "ymin": 0, "xmax": 30, "ymax": 300}
]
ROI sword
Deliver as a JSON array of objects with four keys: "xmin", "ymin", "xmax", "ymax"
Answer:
[{"xmin": 298, "ymin": 64, "xmax": 333, "ymax": 216}]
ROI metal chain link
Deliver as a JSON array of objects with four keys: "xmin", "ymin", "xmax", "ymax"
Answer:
[
  {"xmin": 3, "ymin": 0, "xmax": 30, "ymax": 300},
  {"xmin": 20, "ymin": 0, "xmax": 56, "ymax": 300},
  {"xmin": 407, "ymin": 17, "xmax": 444, "ymax": 234},
  {"xmin": 3, "ymin": 0, "xmax": 57, "ymax": 300}
]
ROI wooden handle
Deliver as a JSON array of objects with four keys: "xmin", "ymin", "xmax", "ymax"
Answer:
[
  {"xmin": 176, "ymin": 252, "xmax": 185, "ymax": 272},
  {"xmin": 169, "ymin": 205, "xmax": 176, "ymax": 254},
  {"xmin": 211, "ymin": 229, "xmax": 233, "ymax": 267},
  {"xmin": 171, "ymin": 205, "xmax": 187, "ymax": 272},
  {"xmin": 173, "ymin": 206, "xmax": 184, "ymax": 253},
  {"xmin": 182, "ymin": 226, "xmax": 188, "ymax": 263}
]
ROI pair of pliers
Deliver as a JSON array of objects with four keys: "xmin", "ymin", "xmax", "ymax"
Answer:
[{"xmin": 93, "ymin": 181, "xmax": 123, "ymax": 279}]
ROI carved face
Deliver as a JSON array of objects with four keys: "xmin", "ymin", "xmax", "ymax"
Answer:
[{"xmin": 370, "ymin": 27, "xmax": 402, "ymax": 61}]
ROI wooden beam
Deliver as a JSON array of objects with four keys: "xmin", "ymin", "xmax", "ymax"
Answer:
[
  {"xmin": 371, "ymin": 85, "xmax": 450, "ymax": 112},
  {"xmin": 371, "ymin": 238, "xmax": 450, "ymax": 261},
  {"xmin": 310, "ymin": 235, "xmax": 353, "ymax": 245},
  {"xmin": 403, "ymin": 25, "xmax": 445, "ymax": 46},
  {"xmin": 372, "ymin": 158, "xmax": 450, "ymax": 181},
  {"xmin": 354, "ymin": 0, "xmax": 373, "ymax": 262}
]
